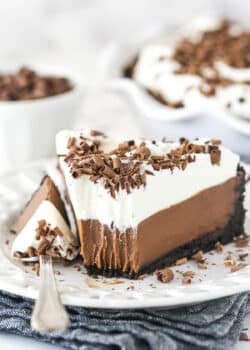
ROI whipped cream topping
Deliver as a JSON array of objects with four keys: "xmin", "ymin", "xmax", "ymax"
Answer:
[
  {"xmin": 132, "ymin": 16, "xmax": 250, "ymax": 120},
  {"xmin": 183, "ymin": 15, "xmax": 225, "ymax": 42},
  {"xmin": 12, "ymin": 200, "xmax": 79, "ymax": 260},
  {"xmin": 57, "ymin": 130, "xmax": 239, "ymax": 230}
]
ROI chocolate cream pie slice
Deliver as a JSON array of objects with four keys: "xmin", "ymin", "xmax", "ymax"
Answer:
[
  {"xmin": 56, "ymin": 130, "xmax": 245, "ymax": 278},
  {"xmin": 12, "ymin": 176, "xmax": 79, "ymax": 260}
]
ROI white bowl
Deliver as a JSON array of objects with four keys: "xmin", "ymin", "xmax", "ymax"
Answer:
[{"xmin": 0, "ymin": 67, "xmax": 83, "ymax": 173}]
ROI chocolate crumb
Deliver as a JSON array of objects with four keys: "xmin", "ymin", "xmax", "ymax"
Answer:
[
  {"xmin": 182, "ymin": 271, "xmax": 196, "ymax": 278},
  {"xmin": 235, "ymin": 236, "xmax": 249, "ymax": 247},
  {"xmin": 138, "ymin": 274, "xmax": 147, "ymax": 280},
  {"xmin": 175, "ymin": 257, "xmax": 188, "ymax": 266},
  {"xmin": 63, "ymin": 260, "xmax": 74, "ymax": 267},
  {"xmin": 156, "ymin": 268, "xmax": 174, "ymax": 283},
  {"xmin": 239, "ymin": 253, "xmax": 248, "ymax": 261},
  {"xmin": 197, "ymin": 262, "xmax": 207, "ymax": 270},
  {"xmin": 224, "ymin": 260, "xmax": 236, "ymax": 268},
  {"xmin": 182, "ymin": 276, "xmax": 192, "ymax": 285},
  {"xmin": 90, "ymin": 130, "xmax": 106, "ymax": 137},
  {"xmin": 32, "ymin": 263, "xmax": 40, "ymax": 276},
  {"xmin": 240, "ymin": 332, "xmax": 250, "ymax": 341},
  {"xmin": 54, "ymin": 227, "xmax": 64, "ymax": 237},
  {"xmin": 210, "ymin": 148, "xmax": 221, "ymax": 165},
  {"xmin": 67, "ymin": 137, "xmax": 76, "ymax": 149},
  {"xmin": 226, "ymin": 253, "xmax": 233, "ymax": 260},
  {"xmin": 231, "ymin": 263, "xmax": 247, "ymax": 273},
  {"xmin": 215, "ymin": 241, "xmax": 223, "ymax": 253},
  {"xmin": 14, "ymin": 251, "xmax": 28, "ymax": 259},
  {"xmin": 127, "ymin": 285, "xmax": 135, "ymax": 291},
  {"xmin": 211, "ymin": 139, "xmax": 221, "ymax": 146},
  {"xmin": 192, "ymin": 250, "xmax": 204, "ymax": 262},
  {"xmin": 37, "ymin": 238, "xmax": 50, "ymax": 255}
]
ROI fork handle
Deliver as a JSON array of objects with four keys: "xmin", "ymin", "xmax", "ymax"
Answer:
[{"xmin": 31, "ymin": 255, "xmax": 70, "ymax": 333}]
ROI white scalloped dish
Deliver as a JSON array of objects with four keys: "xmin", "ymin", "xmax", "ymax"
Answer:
[{"xmin": 0, "ymin": 159, "xmax": 249, "ymax": 309}]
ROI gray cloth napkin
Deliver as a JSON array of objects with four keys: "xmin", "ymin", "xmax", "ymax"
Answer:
[{"xmin": 0, "ymin": 290, "xmax": 249, "ymax": 350}]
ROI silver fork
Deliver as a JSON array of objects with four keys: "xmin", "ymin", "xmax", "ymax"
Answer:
[{"xmin": 30, "ymin": 255, "xmax": 70, "ymax": 333}]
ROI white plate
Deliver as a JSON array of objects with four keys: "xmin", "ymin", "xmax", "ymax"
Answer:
[{"xmin": 0, "ymin": 159, "xmax": 250, "ymax": 309}]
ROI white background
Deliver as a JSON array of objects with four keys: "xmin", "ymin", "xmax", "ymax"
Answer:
[
  {"xmin": 0, "ymin": 0, "xmax": 249, "ymax": 154},
  {"xmin": 0, "ymin": 0, "xmax": 249, "ymax": 348}
]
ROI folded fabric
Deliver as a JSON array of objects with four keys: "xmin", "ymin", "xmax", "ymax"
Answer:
[{"xmin": 0, "ymin": 290, "xmax": 249, "ymax": 350}]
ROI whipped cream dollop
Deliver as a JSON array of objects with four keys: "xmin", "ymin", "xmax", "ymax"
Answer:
[
  {"xmin": 133, "ymin": 16, "xmax": 250, "ymax": 120},
  {"xmin": 12, "ymin": 200, "xmax": 79, "ymax": 260},
  {"xmin": 57, "ymin": 130, "xmax": 239, "ymax": 231},
  {"xmin": 133, "ymin": 44, "xmax": 202, "ymax": 105}
]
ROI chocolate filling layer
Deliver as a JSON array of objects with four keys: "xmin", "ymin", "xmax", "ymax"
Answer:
[
  {"xmin": 16, "ymin": 176, "xmax": 68, "ymax": 233},
  {"xmin": 79, "ymin": 169, "xmax": 245, "ymax": 277}
]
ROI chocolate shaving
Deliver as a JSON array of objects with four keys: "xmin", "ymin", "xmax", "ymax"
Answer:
[
  {"xmin": 0, "ymin": 66, "xmax": 72, "ymax": 101},
  {"xmin": 67, "ymin": 137, "xmax": 76, "ymax": 149},
  {"xmin": 14, "ymin": 221, "xmax": 65, "ymax": 259},
  {"xmin": 27, "ymin": 246, "xmax": 37, "ymax": 257},
  {"xmin": 64, "ymin": 133, "xmax": 222, "ymax": 197},
  {"xmin": 210, "ymin": 148, "xmax": 221, "ymax": 165}
]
